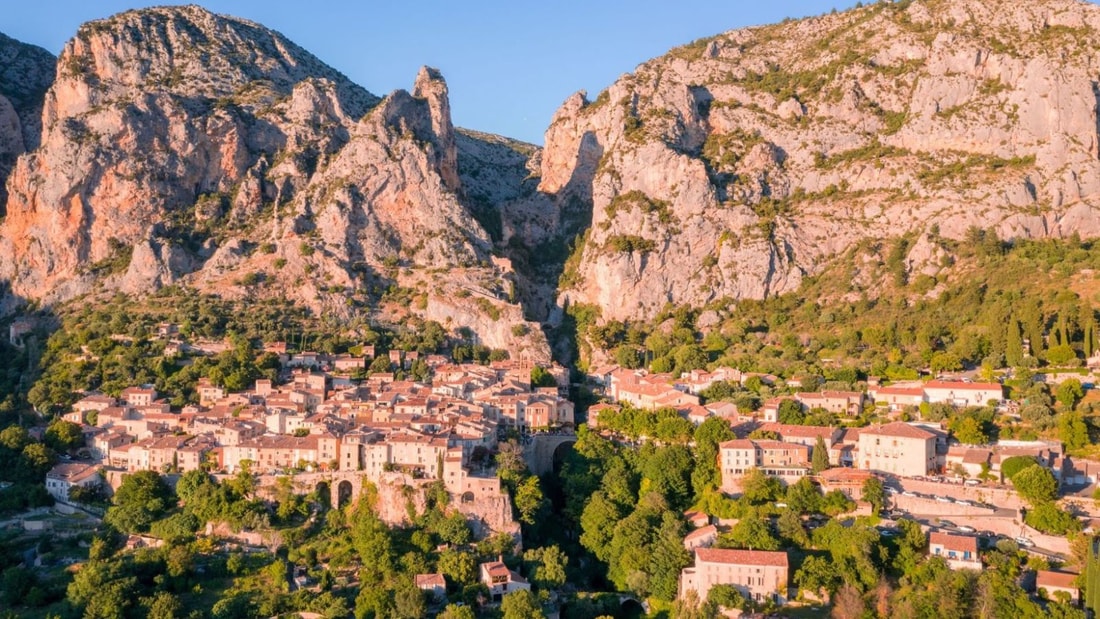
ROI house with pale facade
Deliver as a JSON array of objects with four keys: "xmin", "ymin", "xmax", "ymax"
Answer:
[
  {"xmin": 1035, "ymin": 570, "xmax": 1080, "ymax": 604},
  {"xmin": 795, "ymin": 390, "xmax": 864, "ymax": 416},
  {"xmin": 857, "ymin": 422, "xmax": 937, "ymax": 477},
  {"xmin": 929, "ymin": 532, "xmax": 981, "ymax": 570},
  {"xmin": 46, "ymin": 462, "xmax": 103, "ymax": 502},
  {"xmin": 479, "ymin": 559, "xmax": 530, "ymax": 602},
  {"xmin": 679, "ymin": 548, "xmax": 789, "ymax": 606},
  {"xmin": 719, "ymin": 439, "xmax": 811, "ymax": 492},
  {"xmin": 923, "ymin": 381, "xmax": 1003, "ymax": 407}
]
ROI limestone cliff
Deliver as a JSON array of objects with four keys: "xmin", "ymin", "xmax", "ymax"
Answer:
[
  {"xmin": 0, "ymin": 33, "xmax": 54, "ymax": 210},
  {"xmin": 538, "ymin": 0, "xmax": 1100, "ymax": 323},
  {"xmin": 0, "ymin": 6, "xmax": 547, "ymax": 358}
]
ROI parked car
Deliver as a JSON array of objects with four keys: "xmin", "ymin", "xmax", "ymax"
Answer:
[
  {"xmin": 902, "ymin": 491, "xmax": 917, "ymax": 498},
  {"xmin": 885, "ymin": 487, "xmax": 900, "ymax": 495},
  {"xmin": 935, "ymin": 495, "xmax": 953, "ymax": 503},
  {"xmin": 956, "ymin": 500, "xmax": 972, "ymax": 506},
  {"xmin": 964, "ymin": 479, "xmax": 981, "ymax": 486},
  {"xmin": 957, "ymin": 525, "xmax": 976, "ymax": 533},
  {"xmin": 938, "ymin": 520, "xmax": 957, "ymax": 529},
  {"xmin": 1015, "ymin": 537, "xmax": 1035, "ymax": 547}
]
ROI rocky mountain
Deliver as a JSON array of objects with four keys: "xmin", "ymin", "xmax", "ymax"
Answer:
[
  {"xmin": 0, "ymin": 6, "xmax": 550, "ymax": 361},
  {"xmin": 0, "ymin": 33, "xmax": 55, "ymax": 210},
  {"xmin": 9, "ymin": 0, "xmax": 1100, "ymax": 363},
  {"xmin": 533, "ymin": 0, "xmax": 1100, "ymax": 324}
]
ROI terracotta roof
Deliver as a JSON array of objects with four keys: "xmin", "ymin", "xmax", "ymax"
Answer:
[
  {"xmin": 695, "ymin": 548, "xmax": 788, "ymax": 567},
  {"xmin": 758, "ymin": 423, "xmax": 838, "ymax": 438},
  {"xmin": 861, "ymin": 422, "xmax": 935, "ymax": 440},
  {"xmin": 816, "ymin": 468, "xmax": 872, "ymax": 482},
  {"xmin": 929, "ymin": 532, "xmax": 978, "ymax": 554},
  {"xmin": 684, "ymin": 524, "xmax": 718, "ymax": 542},
  {"xmin": 415, "ymin": 573, "xmax": 446, "ymax": 588},
  {"xmin": 1036, "ymin": 570, "xmax": 1078, "ymax": 590},
  {"xmin": 924, "ymin": 381, "xmax": 1003, "ymax": 392},
  {"xmin": 874, "ymin": 386, "xmax": 924, "ymax": 396}
]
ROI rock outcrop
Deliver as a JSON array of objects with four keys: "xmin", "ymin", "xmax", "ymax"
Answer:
[
  {"xmin": 0, "ymin": 33, "xmax": 54, "ymax": 210},
  {"xmin": 532, "ymin": 0, "xmax": 1100, "ymax": 323},
  {"xmin": 0, "ymin": 6, "xmax": 547, "ymax": 358}
]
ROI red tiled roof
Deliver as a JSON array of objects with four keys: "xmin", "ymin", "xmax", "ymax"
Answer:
[
  {"xmin": 696, "ymin": 548, "xmax": 788, "ymax": 567},
  {"xmin": 929, "ymin": 532, "xmax": 978, "ymax": 554},
  {"xmin": 415, "ymin": 573, "xmax": 446, "ymax": 588},
  {"xmin": 861, "ymin": 422, "xmax": 935, "ymax": 440},
  {"xmin": 924, "ymin": 381, "xmax": 1003, "ymax": 392},
  {"xmin": 684, "ymin": 524, "xmax": 718, "ymax": 542},
  {"xmin": 1036, "ymin": 570, "xmax": 1079, "ymax": 590}
]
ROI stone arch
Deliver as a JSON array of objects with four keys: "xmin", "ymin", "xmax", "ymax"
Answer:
[
  {"xmin": 461, "ymin": 491, "xmax": 476, "ymax": 504},
  {"xmin": 336, "ymin": 480, "xmax": 354, "ymax": 508},
  {"xmin": 551, "ymin": 439, "xmax": 576, "ymax": 474},
  {"xmin": 620, "ymin": 597, "xmax": 645, "ymax": 617}
]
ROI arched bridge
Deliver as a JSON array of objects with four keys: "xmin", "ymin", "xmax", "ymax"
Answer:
[{"xmin": 524, "ymin": 433, "xmax": 577, "ymax": 476}]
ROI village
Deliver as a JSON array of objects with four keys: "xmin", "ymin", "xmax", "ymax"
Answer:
[
  {"xmin": 24, "ymin": 318, "xmax": 1100, "ymax": 614},
  {"xmin": 586, "ymin": 364, "xmax": 1100, "ymax": 610}
]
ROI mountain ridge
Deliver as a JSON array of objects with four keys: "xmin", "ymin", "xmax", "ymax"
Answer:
[{"xmin": 6, "ymin": 0, "xmax": 1100, "ymax": 366}]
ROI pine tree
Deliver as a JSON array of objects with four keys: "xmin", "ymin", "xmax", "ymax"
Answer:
[{"xmin": 1005, "ymin": 319, "xmax": 1024, "ymax": 367}]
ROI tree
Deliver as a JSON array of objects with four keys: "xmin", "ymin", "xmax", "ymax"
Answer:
[
  {"xmin": 796, "ymin": 555, "xmax": 841, "ymax": 599},
  {"xmin": 1059, "ymin": 411, "xmax": 1090, "ymax": 450},
  {"xmin": 142, "ymin": 591, "xmax": 182, "ymax": 619},
  {"xmin": 438, "ymin": 604, "xmax": 476, "ymax": 619},
  {"xmin": 105, "ymin": 470, "xmax": 174, "ymax": 533},
  {"xmin": 785, "ymin": 477, "xmax": 822, "ymax": 515},
  {"xmin": 524, "ymin": 545, "xmax": 567, "ymax": 591},
  {"xmin": 812, "ymin": 435, "xmax": 830, "ymax": 473},
  {"xmin": 393, "ymin": 580, "xmax": 427, "ymax": 619},
  {"xmin": 720, "ymin": 509, "xmax": 781, "ymax": 551},
  {"xmin": 740, "ymin": 468, "xmax": 783, "ymax": 504},
  {"xmin": 692, "ymin": 417, "xmax": 735, "ymax": 496},
  {"xmin": 949, "ymin": 416, "xmax": 989, "ymax": 445},
  {"xmin": 1057, "ymin": 379, "xmax": 1084, "ymax": 409},
  {"xmin": 45, "ymin": 419, "xmax": 84, "ymax": 453},
  {"xmin": 778, "ymin": 400, "xmax": 805, "ymax": 425},
  {"xmin": 1012, "ymin": 465, "xmax": 1058, "ymax": 506},
  {"xmin": 1006, "ymin": 319, "xmax": 1025, "ymax": 367},
  {"xmin": 513, "ymin": 476, "xmax": 547, "ymax": 525},
  {"xmin": 501, "ymin": 589, "xmax": 544, "ymax": 619},
  {"xmin": 580, "ymin": 492, "xmax": 625, "ymax": 563},
  {"xmin": 861, "ymin": 477, "xmax": 886, "ymax": 513},
  {"xmin": 1001, "ymin": 456, "xmax": 1039, "ymax": 481},
  {"xmin": 821, "ymin": 490, "xmax": 856, "ymax": 517},
  {"xmin": 530, "ymin": 366, "xmax": 557, "ymax": 389},
  {"xmin": 1025, "ymin": 502, "xmax": 1082, "ymax": 535}
]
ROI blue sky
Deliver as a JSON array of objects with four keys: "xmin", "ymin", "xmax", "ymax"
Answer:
[{"xmin": 2, "ymin": 1, "xmax": 867, "ymax": 143}]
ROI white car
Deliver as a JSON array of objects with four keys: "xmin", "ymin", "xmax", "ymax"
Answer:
[
  {"xmin": 957, "ymin": 525, "xmax": 976, "ymax": 533},
  {"xmin": 885, "ymin": 487, "xmax": 899, "ymax": 495},
  {"xmin": 1015, "ymin": 537, "xmax": 1035, "ymax": 547},
  {"xmin": 964, "ymin": 479, "xmax": 981, "ymax": 486},
  {"xmin": 956, "ymin": 500, "xmax": 972, "ymax": 506},
  {"xmin": 935, "ymin": 495, "xmax": 953, "ymax": 503},
  {"xmin": 902, "ymin": 491, "xmax": 916, "ymax": 497}
]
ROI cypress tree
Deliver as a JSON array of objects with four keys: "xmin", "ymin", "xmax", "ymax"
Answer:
[
  {"xmin": 812, "ymin": 435, "xmax": 830, "ymax": 473},
  {"xmin": 1006, "ymin": 319, "xmax": 1024, "ymax": 367}
]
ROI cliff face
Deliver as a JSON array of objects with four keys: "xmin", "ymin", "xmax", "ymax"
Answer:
[
  {"xmin": 0, "ymin": 6, "xmax": 548, "ymax": 358},
  {"xmin": 0, "ymin": 5, "xmax": 377, "ymax": 300},
  {"xmin": 535, "ymin": 0, "xmax": 1100, "ymax": 323},
  {"xmin": 0, "ymin": 33, "xmax": 55, "ymax": 210}
]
